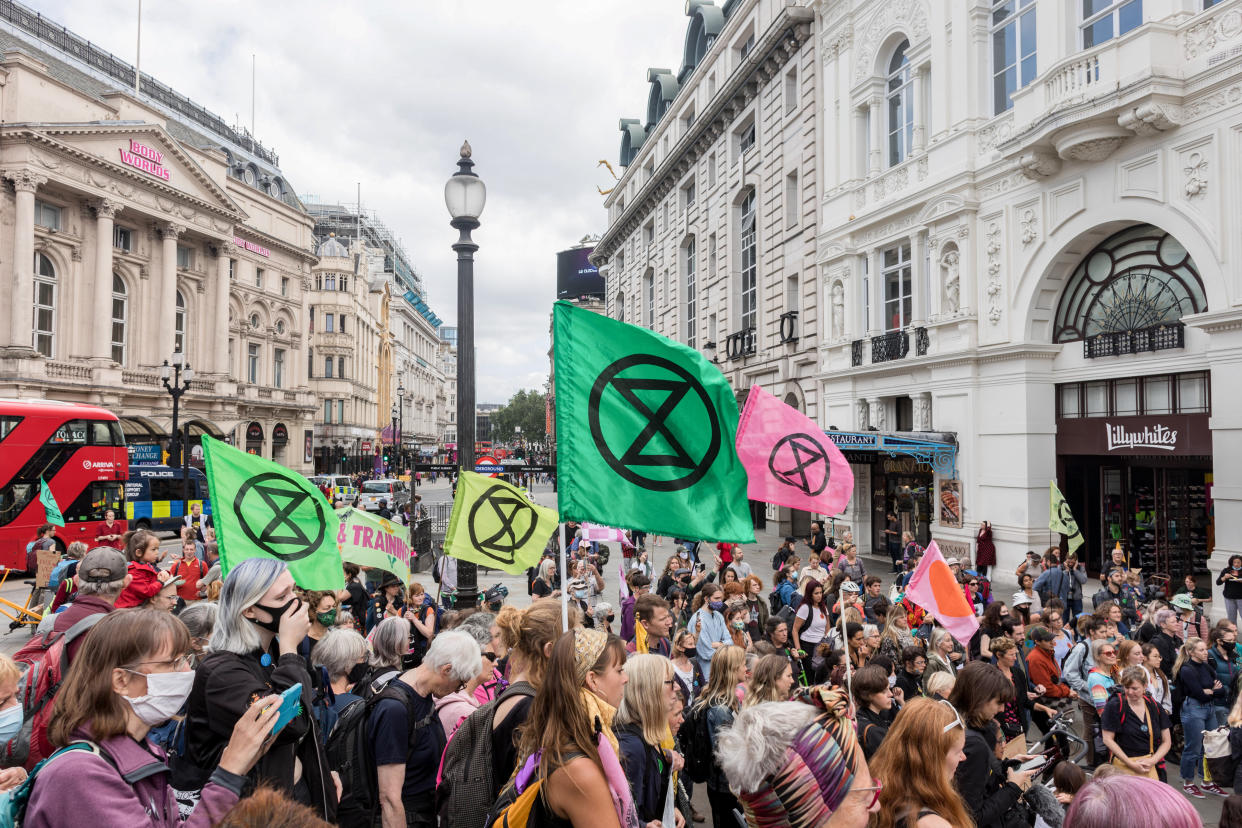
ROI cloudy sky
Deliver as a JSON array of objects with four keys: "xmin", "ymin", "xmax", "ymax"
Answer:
[{"xmin": 35, "ymin": 0, "xmax": 686, "ymax": 404}]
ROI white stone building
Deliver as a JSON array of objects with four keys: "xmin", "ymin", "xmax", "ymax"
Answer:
[
  {"xmin": 592, "ymin": 0, "xmax": 819, "ymax": 536},
  {"xmin": 815, "ymin": 0, "xmax": 1242, "ymax": 589},
  {"xmin": 0, "ymin": 7, "xmax": 316, "ymax": 469}
]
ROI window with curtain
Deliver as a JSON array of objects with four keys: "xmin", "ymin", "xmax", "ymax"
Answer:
[
  {"xmin": 110, "ymin": 274, "xmax": 127, "ymax": 364},
  {"xmin": 883, "ymin": 244, "xmax": 913, "ymax": 331},
  {"xmin": 247, "ymin": 343, "xmax": 259, "ymax": 384},
  {"xmin": 174, "ymin": 291, "xmax": 187, "ymax": 356},
  {"xmin": 886, "ymin": 41, "xmax": 914, "ymax": 166}
]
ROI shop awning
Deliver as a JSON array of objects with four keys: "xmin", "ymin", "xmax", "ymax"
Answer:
[{"xmin": 824, "ymin": 430, "xmax": 959, "ymax": 478}]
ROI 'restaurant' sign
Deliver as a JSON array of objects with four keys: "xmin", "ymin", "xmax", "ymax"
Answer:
[
  {"xmin": 119, "ymin": 139, "xmax": 171, "ymax": 181},
  {"xmin": 1055, "ymin": 413, "xmax": 1210, "ymax": 456}
]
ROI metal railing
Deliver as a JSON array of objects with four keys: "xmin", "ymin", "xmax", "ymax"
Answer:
[
  {"xmin": 915, "ymin": 326, "xmax": 929, "ymax": 356},
  {"xmin": 871, "ymin": 330, "xmax": 910, "ymax": 363},
  {"xmin": 850, "ymin": 339, "xmax": 864, "ymax": 367},
  {"xmin": 778, "ymin": 310, "xmax": 799, "ymax": 344},
  {"xmin": 725, "ymin": 327, "xmax": 756, "ymax": 361},
  {"xmin": 1083, "ymin": 322, "xmax": 1185, "ymax": 359}
]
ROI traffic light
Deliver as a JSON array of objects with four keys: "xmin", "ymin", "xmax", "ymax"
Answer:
[{"xmin": 383, "ymin": 452, "xmax": 390, "ymax": 464}]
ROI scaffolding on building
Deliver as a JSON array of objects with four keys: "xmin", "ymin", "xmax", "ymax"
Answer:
[{"xmin": 302, "ymin": 197, "xmax": 427, "ymax": 300}]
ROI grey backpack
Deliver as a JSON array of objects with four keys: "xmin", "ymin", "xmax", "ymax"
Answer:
[{"xmin": 437, "ymin": 680, "xmax": 536, "ymax": 828}]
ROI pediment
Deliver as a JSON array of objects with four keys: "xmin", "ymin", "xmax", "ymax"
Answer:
[{"xmin": 30, "ymin": 123, "xmax": 243, "ymax": 218}]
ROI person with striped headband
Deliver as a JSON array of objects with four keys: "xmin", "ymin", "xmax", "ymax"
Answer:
[{"xmin": 716, "ymin": 686, "xmax": 881, "ymax": 828}]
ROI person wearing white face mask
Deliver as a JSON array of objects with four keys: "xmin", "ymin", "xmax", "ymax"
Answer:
[
  {"xmin": 174, "ymin": 558, "xmax": 338, "ymax": 821},
  {"xmin": 22, "ymin": 609, "xmax": 281, "ymax": 828}
]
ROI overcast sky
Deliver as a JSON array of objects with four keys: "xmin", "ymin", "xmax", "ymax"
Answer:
[{"xmin": 35, "ymin": 0, "xmax": 686, "ymax": 404}]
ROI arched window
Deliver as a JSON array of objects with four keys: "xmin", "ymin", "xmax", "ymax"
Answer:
[
  {"xmin": 33, "ymin": 253, "xmax": 56, "ymax": 357},
  {"xmin": 276, "ymin": 319, "xmax": 286, "ymax": 335},
  {"xmin": 1053, "ymin": 224, "xmax": 1206, "ymax": 354},
  {"xmin": 111, "ymin": 274, "xmax": 128, "ymax": 364},
  {"xmin": 739, "ymin": 191, "xmax": 757, "ymax": 331},
  {"xmin": 174, "ymin": 291, "xmax": 187, "ymax": 356},
  {"xmin": 684, "ymin": 237, "xmax": 697, "ymax": 349},
  {"xmin": 886, "ymin": 41, "xmax": 913, "ymax": 167}
]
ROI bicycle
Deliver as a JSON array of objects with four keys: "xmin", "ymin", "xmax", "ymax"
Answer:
[
  {"xmin": 0, "ymin": 568, "xmax": 45, "ymax": 633},
  {"xmin": 1026, "ymin": 707, "xmax": 1088, "ymax": 785}
]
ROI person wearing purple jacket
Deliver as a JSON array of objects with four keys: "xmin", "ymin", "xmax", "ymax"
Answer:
[
  {"xmin": 619, "ymin": 571, "xmax": 651, "ymax": 641},
  {"xmin": 24, "ymin": 609, "xmax": 282, "ymax": 828}
]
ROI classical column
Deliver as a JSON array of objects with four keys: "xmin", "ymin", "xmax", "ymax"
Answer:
[
  {"xmin": 869, "ymin": 248, "xmax": 884, "ymax": 333},
  {"xmin": 214, "ymin": 243, "xmax": 233, "ymax": 375},
  {"xmin": 867, "ymin": 397, "xmax": 887, "ymax": 432},
  {"xmin": 91, "ymin": 200, "xmax": 121, "ymax": 362},
  {"xmin": 868, "ymin": 97, "xmax": 883, "ymax": 176},
  {"xmin": 293, "ymin": 272, "xmax": 310, "ymax": 389},
  {"xmin": 912, "ymin": 66, "xmax": 927, "ymax": 155},
  {"xmin": 913, "ymin": 391, "xmax": 932, "ymax": 432},
  {"xmin": 3, "ymin": 170, "xmax": 47, "ymax": 353},
  {"xmin": 910, "ymin": 231, "xmax": 926, "ymax": 327},
  {"xmin": 159, "ymin": 224, "xmax": 185, "ymax": 361}
]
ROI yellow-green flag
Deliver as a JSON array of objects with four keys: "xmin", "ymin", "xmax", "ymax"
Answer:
[
  {"xmin": 1049, "ymin": 480, "xmax": 1085, "ymax": 554},
  {"xmin": 443, "ymin": 471, "xmax": 558, "ymax": 575}
]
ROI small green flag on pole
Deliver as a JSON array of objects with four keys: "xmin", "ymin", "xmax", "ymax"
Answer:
[
  {"xmin": 553, "ymin": 300, "xmax": 755, "ymax": 543},
  {"xmin": 443, "ymin": 471, "xmax": 559, "ymax": 575},
  {"xmin": 201, "ymin": 435, "xmax": 343, "ymax": 591},
  {"xmin": 1049, "ymin": 480, "xmax": 1085, "ymax": 554},
  {"xmin": 39, "ymin": 478, "xmax": 63, "ymax": 527}
]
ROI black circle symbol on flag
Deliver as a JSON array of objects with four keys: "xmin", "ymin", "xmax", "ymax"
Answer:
[
  {"xmin": 587, "ymin": 354, "xmax": 721, "ymax": 493},
  {"xmin": 1057, "ymin": 500, "xmax": 1083, "ymax": 544},
  {"xmin": 468, "ymin": 484, "xmax": 540, "ymax": 565},
  {"xmin": 233, "ymin": 473, "xmax": 327, "ymax": 561},
  {"xmin": 768, "ymin": 433, "xmax": 832, "ymax": 497}
]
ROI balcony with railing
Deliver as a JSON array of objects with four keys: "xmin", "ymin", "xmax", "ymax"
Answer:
[
  {"xmin": 849, "ymin": 327, "xmax": 928, "ymax": 368},
  {"xmin": 725, "ymin": 327, "xmax": 756, "ymax": 361}
]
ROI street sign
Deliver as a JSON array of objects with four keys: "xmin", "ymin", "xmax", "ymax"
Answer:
[
  {"xmin": 476, "ymin": 455, "xmax": 499, "ymax": 478},
  {"xmin": 128, "ymin": 443, "xmax": 161, "ymax": 465}
]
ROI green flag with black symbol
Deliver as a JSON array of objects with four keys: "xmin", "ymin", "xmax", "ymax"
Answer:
[
  {"xmin": 552, "ymin": 300, "xmax": 755, "ymax": 543},
  {"xmin": 442, "ymin": 471, "xmax": 559, "ymax": 575},
  {"xmin": 1049, "ymin": 480, "xmax": 1085, "ymax": 554},
  {"xmin": 201, "ymin": 435, "xmax": 343, "ymax": 590},
  {"xmin": 39, "ymin": 478, "xmax": 64, "ymax": 527}
]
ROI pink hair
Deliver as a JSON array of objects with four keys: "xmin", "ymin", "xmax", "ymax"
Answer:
[{"xmin": 1064, "ymin": 776, "xmax": 1202, "ymax": 828}]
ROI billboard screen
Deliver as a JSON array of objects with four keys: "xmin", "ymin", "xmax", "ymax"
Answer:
[{"xmin": 556, "ymin": 246, "xmax": 604, "ymax": 300}]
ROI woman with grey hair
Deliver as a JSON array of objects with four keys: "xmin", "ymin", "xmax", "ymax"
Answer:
[
  {"xmin": 173, "ymin": 558, "xmax": 337, "ymax": 820},
  {"xmin": 433, "ymin": 620, "xmax": 492, "ymax": 741},
  {"xmin": 179, "ymin": 601, "xmax": 218, "ymax": 663},
  {"xmin": 358, "ymin": 616, "xmax": 410, "ymax": 696},
  {"xmin": 592, "ymin": 601, "xmax": 614, "ymax": 633},
  {"xmin": 311, "ymin": 627, "xmax": 368, "ymax": 740}
]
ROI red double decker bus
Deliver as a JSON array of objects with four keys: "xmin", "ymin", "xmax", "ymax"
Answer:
[{"xmin": 0, "ymin": 400, "xmax": 127, "ymax": 569}]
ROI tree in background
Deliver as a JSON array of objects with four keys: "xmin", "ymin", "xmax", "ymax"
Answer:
[{"xmin": 491, "ymin": 387, "xmax": 547, "ymax": 453}]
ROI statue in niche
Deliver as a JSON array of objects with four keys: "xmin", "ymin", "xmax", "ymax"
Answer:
[
  {"xmin": 831, "ymin": 282, "xmax": 845, "ymax": 339},
  {"xmin": 942, "ymin": 249, "xmax": 961, "ymax": 314}
]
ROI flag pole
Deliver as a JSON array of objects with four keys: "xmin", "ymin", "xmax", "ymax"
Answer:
[
  {"xmin": 840, "ymin": 583, "xmax": 852, "ymax": 697},
  {"xmin": 559, "ymin": 522, "xmax": 570, "ymax": 633}
]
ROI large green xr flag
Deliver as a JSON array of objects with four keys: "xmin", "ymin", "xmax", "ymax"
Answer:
[
  {"xmin": 553, "ymin": 300, "xmax": 755, "ymax": 543},
  {"xmin": 39, "ymin": 478, "xmax": 64, "ymax": 527},
  {"xmin": 1050, "ymin": 480, "xmax": 1085, "ymax": 554},
  {"xmin": 201, "ymin": 435, "xmax": 343, "ymax": 590},
  {"xmin": 443, "ymin": 471, "xmax": 558, "ymax": 575}
]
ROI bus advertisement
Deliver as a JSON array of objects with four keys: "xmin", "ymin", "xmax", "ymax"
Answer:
[{"xmin": 0, "ymin": 400, "xmax": 127, "ymax": 568}]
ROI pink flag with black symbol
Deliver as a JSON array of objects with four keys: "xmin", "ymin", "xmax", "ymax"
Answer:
[
  {"xmin": 580, "ymin": 523, "xmax": 628, "ymax": 543},
  {"xmin": 734, "ymin": 385, "xmax": 854, "ymax": 515}
]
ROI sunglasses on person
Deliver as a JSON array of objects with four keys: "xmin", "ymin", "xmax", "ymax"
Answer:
[
  {"xmin": 937, "ymin": 698, "xmax": 964, "ymax": 733},
  {"xmin": 969, "ymin": 582, "xmax": 979, "ymax": 587}
]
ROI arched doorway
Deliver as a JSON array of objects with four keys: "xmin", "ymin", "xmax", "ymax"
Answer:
[{"xmin": 1050, "ymin": 224, "xmax": 1212, "ymax": 580}]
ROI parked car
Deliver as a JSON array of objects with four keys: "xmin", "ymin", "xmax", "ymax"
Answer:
[{"xmin": 358, "ymin": 478, "xmax": 410, "ymax": 512}]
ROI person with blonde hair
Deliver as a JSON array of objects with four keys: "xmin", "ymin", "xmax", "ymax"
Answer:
[
  {"xmin": 878, "ymin": 603, "xmax": 919, "ymax": 665},
  {"xmin": 925, "ymin": 670, "xmax": 955, "ymax": 701},
  {"xmin": 745, "ymin": 653, "xmax": 795, "ymax": 707},
  {"xmin": 615, "ymin": 654, "xmax": 680, "ymax": 825},
  {"xmin": 869, "ymin": 696, "xmax": 973, "ymax": 828},
  {"xmin": 693, "ymin": 645, "xmax": 746, "ymax": 826},
  {"xmin": 1100, "ymin": 666, "xmax": 1170, "ymax": 778},
  {"xmin": 1174, "ymin": 635, "xmax": 1227, "ymax": 796}
]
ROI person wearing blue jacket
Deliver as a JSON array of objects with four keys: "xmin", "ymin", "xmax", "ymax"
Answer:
[
  {"xmin": 688, "ymin": 583, "xmax": 729, "ymax": 681},
  {"xmin": 1034, "ymin": 556, "xmax": 1088, "ymax": 617}
]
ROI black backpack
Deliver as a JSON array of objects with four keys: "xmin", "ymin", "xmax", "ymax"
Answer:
[
  {"xmin": 678, "ymin": 703, "xmax": 715, "ymax": 784},
  {"xmin": 437, "ymin": 680, "xmax": 537, "ymax": 828},
  {"xmin": 325, "ymin": 682, "xmax": 435, "ymax": 828}
]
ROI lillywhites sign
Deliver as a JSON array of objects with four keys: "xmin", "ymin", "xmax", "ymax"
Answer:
[
  {"xmin": 1105, "ymin": 422, "xmax": 1178, "ymax": 452},
  {"xmin": 119, "ymin": 139, "xmax": 171, "ymax": 181}
]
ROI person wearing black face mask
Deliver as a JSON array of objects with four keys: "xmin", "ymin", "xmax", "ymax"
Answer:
[
  {"xmin": 309, "ymin": 627, "xmax": 369, "ymax": 743},
  {"xmin": 174, "ymin": 559, "xmax": 338, "ymax": 822}
]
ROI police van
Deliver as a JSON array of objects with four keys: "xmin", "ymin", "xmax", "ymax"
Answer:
[
  {"xmin": 309, "ymin": 474, "xmax": 358, "ymax": 503},
  {"xmin": 125, "ymin": 465, "xmax": 210, "ymax": 532}
]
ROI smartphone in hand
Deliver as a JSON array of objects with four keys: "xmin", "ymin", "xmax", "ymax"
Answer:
[{"xmin": 270, "ymin": 683, "xmax": 304, "ymax": 736}]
